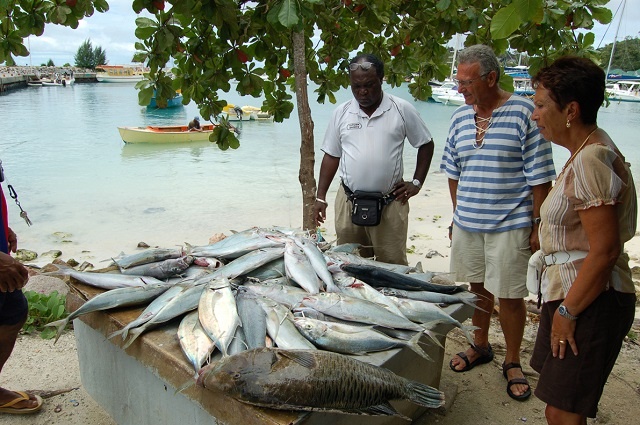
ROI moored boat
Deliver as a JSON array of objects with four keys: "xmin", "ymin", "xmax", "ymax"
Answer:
[
  {"xmin": 607, "ymin": 81, "xmax": 640, "ymax": 103},
  {"xmin": 436, "ymin": 91, "xmax": 465, "ymax": 106},
  {"xmin": 41, "ymin": 73, "xmax": 74, "ymax": 86},
  {"xmin": 147, "ymin": 91, "xmax": 184, "ymax": 109},
  {"xmin": 97, "ymin": 65, "xmax": 147, "ymax": 83},
  {"xmin": 117, "ymin": 124, "xmax": 216, "ymax": 144},
  {"xmin": 220, "ymin": 104, "xmax": 272, "ymax": 121}
]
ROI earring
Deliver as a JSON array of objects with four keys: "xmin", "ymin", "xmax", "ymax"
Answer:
[{"xmin": 566, "ymin": 119, "xmax": 571, "ymax": 128}]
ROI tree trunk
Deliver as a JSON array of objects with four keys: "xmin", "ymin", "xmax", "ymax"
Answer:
[{"xmin": 292, "ymin": 30, "xmax": 317, "ymax": 231}]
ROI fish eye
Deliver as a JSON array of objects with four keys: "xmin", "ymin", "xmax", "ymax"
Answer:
[{"xmin": 233, "ymin": 372, "xmax": 241, "ymax": 380}]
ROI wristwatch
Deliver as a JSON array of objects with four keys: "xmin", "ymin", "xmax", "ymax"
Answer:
[
  {"xmin": 411, "ymin": 179, "xmax": 422, "ymax": 189},
  {"xmin": 558, "ymin": 304, "xmax": 578, "ymax": 321}
]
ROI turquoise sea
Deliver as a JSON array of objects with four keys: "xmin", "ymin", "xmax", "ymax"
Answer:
[{"xmin": 1, "ymin": 82, "xmax": 640, "ymax": 264}]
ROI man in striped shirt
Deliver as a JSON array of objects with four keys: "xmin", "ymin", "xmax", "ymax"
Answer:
[{"xmin": 440, "ymin": 45, "xmax": 555, "ymax": 401}]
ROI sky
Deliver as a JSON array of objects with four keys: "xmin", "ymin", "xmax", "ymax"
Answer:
[{"xmin": 18, "ymin": 0, "xmax": 640, "ymax": 67}]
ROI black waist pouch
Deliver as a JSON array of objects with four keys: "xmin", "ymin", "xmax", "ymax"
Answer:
[{"xmin": 351, "ymin": 191, "xmax": 384, "ymax": 226}]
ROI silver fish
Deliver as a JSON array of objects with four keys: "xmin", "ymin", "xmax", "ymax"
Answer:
[
  {"xmin": 198, "ymin": 278, "xmax": 241, "ymax": 356},
  {"xmin": 242, "ymin": 283, "xmax": 308, "ymax": 308},
  {"xmin": 387, "ymin": 296, "xmax": 477, "ymax": 346},
  {"xmin": 195, "ymin": 247, "xmax": 285, "ymax": 282},
  {"xmin": 293, "ymin": 317, "xmax": 431, "ymax": 361},
  {"xmin": 121, "ymin": 283, "xmax": 206, "ymax": 349},
  {"xmin": 177, "ymin": 311, "xmax": 216, "ymax": 375},
  {"xmin": 45, "ymin": 263, "xmax": 164, "ymax": 289},
  {"xmin": 46, "ymin": 283, "xmax": 171, "ymax": 343},
  {"xmin": 112, "ymin": 247, "xmax": 184, "ymax": 269},
  {"xmin": 120, "ymin": 255, "xmax": 195, "ymax": 279},
  {"xmin": 189, "ymin": 228, "xmax": 285, "ymax": 260},
  {"xmin": 292, "ymin": 236, "xmax": 340, "ymax": 292},
  {"xmin": 284, "ymin": 240, "xmax": 322, "ymax": 293},
  {"xmin": 197, "ymin": 348, "xmax": 444, "ymax": 416},
  {"xmin": 258, "ymin": 298, "xmax": 316, "ymax": 350},
  {"xmin": 324, "ymin": 251, "xmax": 420, "ymax": 274},
  {"xmin": 235, "ymin": 289, "xmax": 267, "ymax": 350},
  {"xmin": 333, "ymin": 272, "xmax": 406, "ymax": 317},
  {"xmin": 380, "ymin": 287, "xmax": 481, "ymax": 310}
]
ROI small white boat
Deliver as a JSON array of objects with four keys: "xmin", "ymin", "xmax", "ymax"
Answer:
[
  {"xmin": 117, "ymin": 124, "xmax": 216, "ymax": 144},
  {"xmin": 436, "ymin": 91, "xmax": 466, "ymax": 106},
  {"xmin": 607, "ymin": 81, "xmax": 640, "ymax": 103},
  {"xmin": 42, "ymin": 75, "xmax": 74, "ymax": 87},
  {"xmin": 220, "ymin": 104, "xmax": 272, "ymax": 121},
  {"xmin": 430, "ymin": 81, "xmax": 457, "ymax": 103}
]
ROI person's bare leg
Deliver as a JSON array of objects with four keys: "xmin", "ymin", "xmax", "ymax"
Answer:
[
  {"xmin": 450, "ymin": 282, "xmax": 493, "ymax": 370},
  {"xmin": 498, "ymin": 297, "xmax": 529, "ymax": 396},
  {"xmin": 0, "ymin": 318, "xmax": 40, "ymax": 409},
  {"xmin": 545, "ymin": 405, "xmax": 587, "ymax": 425}
]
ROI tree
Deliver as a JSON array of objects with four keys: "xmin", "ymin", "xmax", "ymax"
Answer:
[
  {"xmin": 74, "ymin": 39, "xmax": 108, "ymax": 69},
  {"xmin": 46, "ymin": 58, "xmax": 54, "ymax": 66},
  {"xmin": 598, "ymin": 36, "xmax": 640, "ymax": 72},
  {"xmin": 0, "ymin": 0, "xmax": 614, "ymax": 229}
]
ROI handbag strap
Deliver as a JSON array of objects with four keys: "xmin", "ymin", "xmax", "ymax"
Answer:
[{"xmin": 341, "ymin": 181, "xmax": 396, "ymax": 205}]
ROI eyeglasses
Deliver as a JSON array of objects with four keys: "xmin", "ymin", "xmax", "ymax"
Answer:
[
  {"xmin": 453, "ymin": 72, "xmax": 490, "ymax": 87},
  {"xmin": 349, "ymin": 62, "xmax": 374, "ymax": 71}
]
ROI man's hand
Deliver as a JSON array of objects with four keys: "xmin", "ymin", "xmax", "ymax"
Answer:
[
  {"xmin": 313, "ymin": 200, "xmax": 328, "ymax": 227},
  {"xmin": 392, "ymin": 181, "xmax": 420, "ymax": 205},
  {"xmin": 7, "ymin": 226, "xmax": 18, "ymax": 253},
  {"xmin": 0, "ymin": 251, "xmax": 29, "ymax": 293}
]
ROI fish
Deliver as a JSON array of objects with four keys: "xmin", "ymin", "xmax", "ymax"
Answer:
[
  {"xmin": 197, "ymin": 348, "xmax": 444, "ymax": 416},
  {"xmin": 44, "ymin": 263, "xmax": 164, "ymax": 289},
  {"xmin": 198, "ymin": 278, "xmax": 241, "ymax": 356},
  {"xmin": 387, "ymin": 296, "xmax": 478, "ymax": 346},
  {"xmin": 189, "ymin": 228, "xmax": 285, "ymax": 260},
  {"xmin": 293, "ymin": 317, "xmax": 431, "ymax": 361},
  {"xmin": 341, "ymin": 263, "xmax": 465, "ymax": 294},
  {"xmin": 199, "ymin": 247, "xmax": 285, "ymax": 282},
  {"xmin": 284, "ymin": 239, "xmax": 322, "ymax": 293},
  {"xmin": 111, "ymin": 247, "xmax": 184, "ymax": 269},
  {"xmin": 258, "ymin": 298, "xmax": 316, "ymax": 350},
  {"xmin": 324, "ymin": 251, "xmax": 420, "ymax": 274},
  {"xmin": 333, "ymin": 272, "xmax": 406, "ymax": 318},
  {"xmin": 292, "ymin": 236, "xmax": 340, "ymax": 292},
  {"xmin": 119, "ymin": 255, "xmax": 195, "ymax": 279},
  {"xmin": 241, "ymin": 283, "xmax": 308, "ymax": 308},
  {"xmin": 177, "ymin": 311, "xmax": 216, "ymax": 375},
  {"xmin": 379, "ymin": 287, "xmax": 483, "ymax": 311},
  {"xmin": 235, "ymin": 289, "xmax": 267, "ymax": 350},
  {"xmin": 46, "ymin": 283, "xmax": 172, "ymax": 343}
]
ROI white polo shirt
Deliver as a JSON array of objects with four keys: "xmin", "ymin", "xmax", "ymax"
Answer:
[{"xmin": 322, "ymin": 92, "xmax": 433, "ymax": 193}]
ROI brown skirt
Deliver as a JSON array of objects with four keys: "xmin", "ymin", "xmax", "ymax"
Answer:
[{"xmin": 530, "ymin": 289, "xmax": 635, "ymax": 417}]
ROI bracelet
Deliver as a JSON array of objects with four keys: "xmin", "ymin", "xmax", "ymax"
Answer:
[{"xmin": 315, "ymin": 198, "xmax": 328, "ymax": 205}]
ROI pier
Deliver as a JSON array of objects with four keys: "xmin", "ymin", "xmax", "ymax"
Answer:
[{"xmin": 0, "ymin": 66, "xmax": 97, "ymax": 92}]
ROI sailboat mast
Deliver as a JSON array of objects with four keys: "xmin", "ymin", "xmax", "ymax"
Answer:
[
  {"xmin": 605, "ymin": 0, "xmax": 626, "ymax": 81},
  {"xmin": 450, "ymin": 34, "xmax": 460, "ymax": 80}
]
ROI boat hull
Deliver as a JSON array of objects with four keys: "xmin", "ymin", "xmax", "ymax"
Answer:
[
  {"xmin": 97, "ymin": 75, "xmax": 144, "ymax": 83},
  {"xmin": 118, "ymin": 124, "xmax": 216, "ymax": 144},
  {"xmin": 148, "ymin": 94, "xmax": 184, "ymax": 109}
]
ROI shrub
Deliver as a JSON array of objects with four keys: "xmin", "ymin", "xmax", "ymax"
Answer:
[{"xmin": 22, "ymin": 290, "xmax": 67, "ymax": 340}]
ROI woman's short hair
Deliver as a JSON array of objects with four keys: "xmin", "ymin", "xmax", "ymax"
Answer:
[
  {"xmin": 532, "ymin": 56, "xmax": 605, "ymax": 125},
  {"xmin": 350, "ymin": 53, "xmax": 384, "ymax": 79},
  {"xmin": 457, "ymin": 45, "xmax": 501, "ymax": 83}
]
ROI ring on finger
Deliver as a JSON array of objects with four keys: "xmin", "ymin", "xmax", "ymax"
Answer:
[{"xmin": 559, "ymin": 340, "xmax": 566, "ymax": 344}]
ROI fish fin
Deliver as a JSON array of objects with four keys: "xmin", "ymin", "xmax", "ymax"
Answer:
[
  {"xmin": 407, "ymin": 331, "xmax": 433, "ymax": 362},
  {"xmin": 107, "ymin": 328, "xmax": 126, "ymax": 340},
  {"xmin": 350, "ymin": 402, "xmax": 403, "ymax": 417},
  {"xmin": 413, "ymin": 261, "xmax": 424, "ymax": 273},
  {"xmin": 278, "ymin": 350, "xmax": 318, "ymax": 369},
  {"xmin": 406, "ymin": 380, "xmax": 445, "ymax": 409},
  {"xmin": 418, "ymin": 321, "xmax": 445, "ymax": 349},
  {"xmin": 121, "ymin": 327, "xmax": 144, "ymax": 349},
  {"xmin": 461, "ymin": 325, "xmax": 480, "ymax": 346}
]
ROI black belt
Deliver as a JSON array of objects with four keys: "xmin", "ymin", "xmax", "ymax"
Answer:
[{"xmin": 341, "ymin": 181, "xmax": 396, "ymax": 206}]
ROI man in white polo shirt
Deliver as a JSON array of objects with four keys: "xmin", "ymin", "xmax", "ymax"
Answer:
[{"xmin": 313, "ymin": 53, "xmax": 434, "ymax": 265}]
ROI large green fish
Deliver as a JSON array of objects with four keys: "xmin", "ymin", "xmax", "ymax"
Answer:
[{"xmin": 197, "ymin": 348, "xmax": 444, "ymax": 417}]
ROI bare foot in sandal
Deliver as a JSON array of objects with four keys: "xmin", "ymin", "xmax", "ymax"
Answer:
[{"xmin": 450, "ymin": 344, "xmax": 494, "ymax": 372}]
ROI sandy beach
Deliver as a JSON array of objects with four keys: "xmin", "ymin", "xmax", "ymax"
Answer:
[{"xmin": 2, "ymin": 169, "xmax": 640, "ymax": 424}]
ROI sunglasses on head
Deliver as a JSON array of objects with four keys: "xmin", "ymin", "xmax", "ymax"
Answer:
[{"xmin": 349, "ymin": 62, "xmax": 374, "ymax": 71}]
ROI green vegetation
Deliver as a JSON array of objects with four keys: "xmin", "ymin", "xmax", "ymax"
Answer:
[
  {"xmin": 598, "ymin": 36, "xmax": 640, "ymax": 72},
  {"xmin": 22, "ymin": 290, "xmax": 68, "ymax": 340},
  {"xmin": 46, "ymin": 58, "xmax": 54, "ymax": 67},
  {"xmin": 74, "ymin": 39, "xmax": 107, "ymax": 69}
]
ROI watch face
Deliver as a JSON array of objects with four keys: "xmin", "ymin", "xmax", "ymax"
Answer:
[{"xmin": 559, "ymin": 305, "xmax": 567, "ymax": 315}]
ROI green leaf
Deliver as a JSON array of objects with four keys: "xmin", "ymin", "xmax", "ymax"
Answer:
[
  {"xmin": 514, "ymin": 0, "xmax": 543, "ymax": 23},
  {"xmin": 135, "ymin": 26, "xmax": 157, "ymax": 40},
  {"xmin": 138, "ymin": 86, "xmax": 155, "ymax": 106},
  {"xmin": 136, "ymin": 17, "xmax": 158, "ymax": 28},
  {"xmin": 490, "ymin": 5, "xmax": 522, "ymax": 40},
  {"xmin": 589, "ymin": 6, "xmax": 612, "ymax": 25},
  {"xmin": 278, "ymin": 0, "xmax": 299, "ymax": 28}
]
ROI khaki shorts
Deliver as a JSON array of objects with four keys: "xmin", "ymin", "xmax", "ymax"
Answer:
[
  {"xmin": 334, "ymin": 186, "xmax": 409, "ymax": 265},
  {"xmin": 450, "ymin": 224, "xmax": 530, "ymax": 298}
]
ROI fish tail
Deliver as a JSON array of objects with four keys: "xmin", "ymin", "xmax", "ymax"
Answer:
[
  {"xmin": 406, "ymin": 380, "xmax": 445, "ymax": 409},
  {"xmin": 121, "ymin": 328, "xmax": 143, "ymax": 349},
  {"xmin": 407, "ymin": 332, "xmax": 433, "ymax": 362},
  {"xmin": 45, "ymin": 318, "xmax": 70, "ymax": 344},
  {"xmin": 460, "ymin": 325, "xmax": 479, "ymax": 346},
  {"xmin": 174, "ymin": 377, "xmax": 197, "ymax": 395}
]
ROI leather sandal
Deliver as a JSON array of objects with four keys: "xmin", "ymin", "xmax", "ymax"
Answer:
[
  {"xmin": 449, "ymin": 344, "xmax": 494, "ymax": 373},
  {"xmin": 502, "ymin": 362, "xmax": 532, "ymax": 401}
]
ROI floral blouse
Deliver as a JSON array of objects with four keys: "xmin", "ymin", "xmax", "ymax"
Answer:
[{"xmin": 539, "ymin": 144, "xmax": 637, "ymax": 302}]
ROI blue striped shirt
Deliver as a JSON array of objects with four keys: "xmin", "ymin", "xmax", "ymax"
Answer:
[{"xmin": 440, "ymin": 96, "xmax": 556, "ymax": 233}]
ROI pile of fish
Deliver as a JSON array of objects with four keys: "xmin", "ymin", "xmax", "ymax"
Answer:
[{"xmin": 46, "ymin": 226, "xmax": 480, "ymax": 417}]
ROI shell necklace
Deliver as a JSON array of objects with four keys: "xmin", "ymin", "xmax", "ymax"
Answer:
[
  {"xmin": 558, "ymin": 127, "xmax": 598, "ymax": 178},
  {"xmin": 473, "ymin": 114, "xmax": 492, "ymax": 149}
]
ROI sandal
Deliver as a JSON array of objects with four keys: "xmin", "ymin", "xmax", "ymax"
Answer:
[
  {"xmin": 0, "ymin": 391, "xmax": 43, "ymax": 414},
  {"xmin": 449, "ymin": 344, "xmax": 494, "ymax": 373},
  {"xmin": 502, "ymin": 362, "xmax": 532, "ymax": 401}
]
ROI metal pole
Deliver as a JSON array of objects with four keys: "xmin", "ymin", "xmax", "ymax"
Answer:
[{"xmin": 605, "ymin": 0, "xmax": 626, "ymax": 81}]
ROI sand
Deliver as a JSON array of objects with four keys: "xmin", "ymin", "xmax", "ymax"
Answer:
[{"xmin": 1, "ymin": 174, "xmax": 640, "ymax": 424}]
